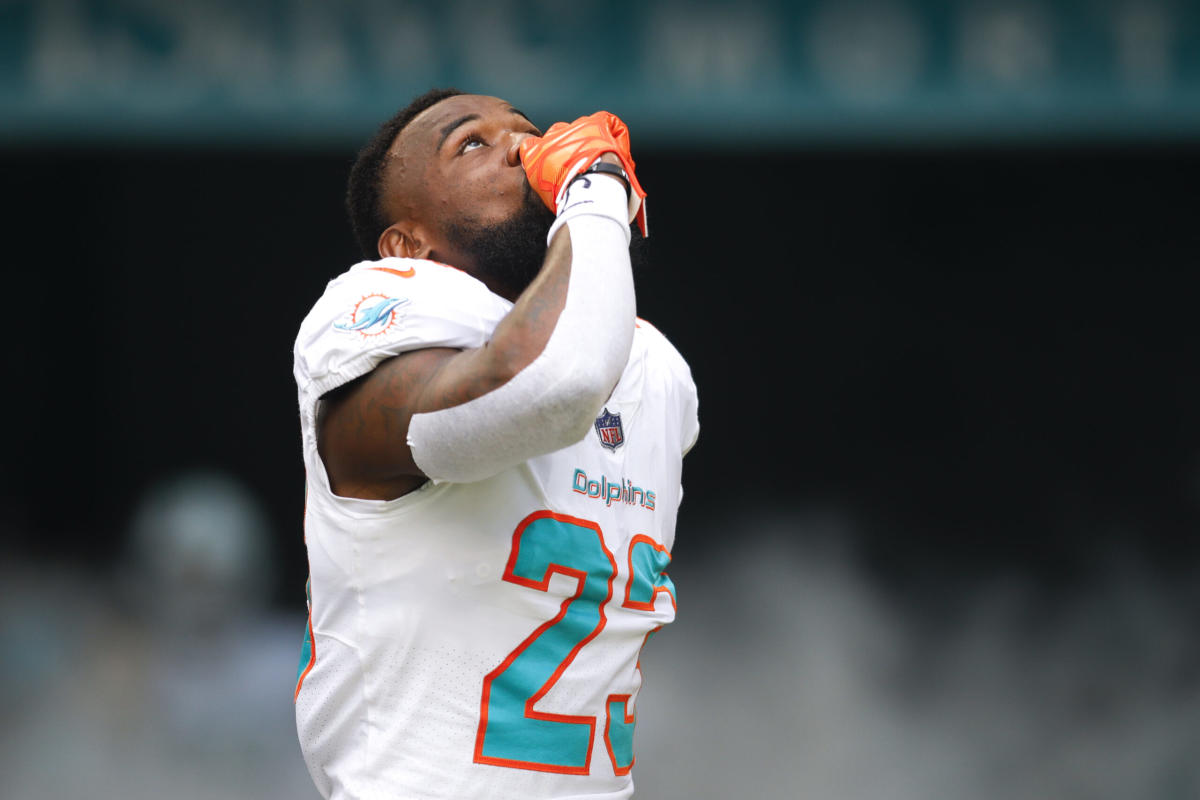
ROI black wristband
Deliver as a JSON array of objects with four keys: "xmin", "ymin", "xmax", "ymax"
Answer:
[{"xmin": 576, "ymin": 161, "xmax": 631, "ymax": 198}]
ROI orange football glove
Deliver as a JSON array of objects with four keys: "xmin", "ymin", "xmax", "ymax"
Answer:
[{"xmin": 519, "ymin": 111, "xmax": 648, "ymax": 237}]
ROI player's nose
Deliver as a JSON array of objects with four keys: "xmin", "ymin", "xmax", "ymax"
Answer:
[{"xmin": 505, "ymin": 131, "xmax": 535, "ymax": 167}]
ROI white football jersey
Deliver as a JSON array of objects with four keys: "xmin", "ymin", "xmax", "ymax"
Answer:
[{"xmin": 293, "ymin": 258, "xmax": 699, "ymax": 800}]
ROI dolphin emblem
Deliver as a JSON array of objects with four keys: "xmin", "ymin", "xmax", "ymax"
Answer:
[{"xmin": 335, "ymin": 297, "xmax": 408, "ymax": 332}]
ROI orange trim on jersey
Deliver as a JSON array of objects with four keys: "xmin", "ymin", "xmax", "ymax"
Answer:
[
  {"xmin": 473, "ymin": 510, "xmax": 617, "ymax": 775},
  {"xmin": 603, "ymin": 693, "xmax": 636, "ymax": 776},
  {"xmin": 370, "ymin": 261, "xmax": 472, "ymax": 278},
  {"xmin": 294, "ymin": 611, "xmax": 316, "ymax": 702},
  {"xmin": 294, "ymin": 476, "xmax": 315, "ymax": 703},
  {"xmin": 369, "ymin": 265, "xmax": 416, "ymax": 278},
  {"xmin": 609, "ymin": 624, "xmax": 662, "ymax": 775},
  {"xmin": 622, "ymin": 534, "xmax": 676, "ymax": 612}
]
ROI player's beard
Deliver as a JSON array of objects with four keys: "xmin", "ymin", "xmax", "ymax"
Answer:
[
  {"xmin": 443, "ymin": 183, "xmax": 649, "ymax": 298},
  {"xmin": 443, "ymin": 184, "xmax": 555, "ymax": 298}
]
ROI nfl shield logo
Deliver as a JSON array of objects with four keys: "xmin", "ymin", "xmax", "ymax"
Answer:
[{"xmin": 594, "ymin": 407, "xmax": 624, "ymax": 451}]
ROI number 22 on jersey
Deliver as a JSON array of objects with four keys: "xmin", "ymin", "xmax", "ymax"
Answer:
[{"xmin": 474, "ymin": 510, "xmax": 675, "ymax": 775}]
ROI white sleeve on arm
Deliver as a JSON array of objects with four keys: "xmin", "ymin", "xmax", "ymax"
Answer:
[{"xmin": 407, "ymin": 175, "xmax": 635, "ymax": 483}]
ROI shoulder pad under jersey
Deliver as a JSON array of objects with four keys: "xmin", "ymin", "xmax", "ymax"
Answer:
[{"xmin": 293, "ymin": 258, "xmax": 513, "ymax": 399}]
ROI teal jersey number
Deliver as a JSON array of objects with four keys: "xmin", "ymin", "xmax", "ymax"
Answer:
[
  {"xmin": 475, "ymin": 511, "xmax": 616, "ymax": 773},
  {"xmin": 474, "ymin": 512, "xmax": 673, "ymax": 776}
]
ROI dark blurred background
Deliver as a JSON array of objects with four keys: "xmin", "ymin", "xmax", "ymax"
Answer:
[{"xmin": 3, "ymin": 1, "xmax": 1199, "ymax": 797}]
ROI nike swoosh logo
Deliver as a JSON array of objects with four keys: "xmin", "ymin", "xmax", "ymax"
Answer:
[{"xmin": 371, "ymin": 265, "xmax": 416, "ymax": 278}]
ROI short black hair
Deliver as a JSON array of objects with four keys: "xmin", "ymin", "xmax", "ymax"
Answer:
[{"xmin": 346, "ymin": 87, "xmax": 464, "ymax": 259}]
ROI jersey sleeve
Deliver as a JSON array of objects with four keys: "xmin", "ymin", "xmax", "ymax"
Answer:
[
  {"xmin": 635, "ymin": 318, "xmax": 700, "ymax": 458},
  {"xmin": 680, "ymin": 363, "xmax": 700, "ymax": 456},
  {"xmin": 674, "ymin": 347, "xmax": 700, "ymax": 456},
  {"xmin": 293, "ymin": 258, "xmax": 512, "ymax": 404}
]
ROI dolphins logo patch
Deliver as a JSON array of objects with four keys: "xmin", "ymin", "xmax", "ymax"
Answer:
[{"xmin": 335, "ymin": 294, "xmax": 409, "ymax": 337}]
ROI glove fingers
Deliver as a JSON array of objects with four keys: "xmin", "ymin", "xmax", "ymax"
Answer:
[
  {"xmin": 519, "ymin": 110, "xmax": 648, "ymax": 233},
  {"xmin": 600, "ymin": 113, "xmax": 634, "ymax": 167}
]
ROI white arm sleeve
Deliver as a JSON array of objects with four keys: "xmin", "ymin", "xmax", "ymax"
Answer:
[{"xmin": 406, "ymin": 174, "xmax": 635, "ymax": 483}]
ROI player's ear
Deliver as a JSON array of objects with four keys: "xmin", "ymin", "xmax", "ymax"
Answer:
[{"xmin": 378, "ymin": 222, "xmax": 432, "ymax": 260}]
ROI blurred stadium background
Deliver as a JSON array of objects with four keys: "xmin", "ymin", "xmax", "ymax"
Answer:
[{"xmin": 3, "ymin": 0, "xmax": 1199, "ymax": 797}]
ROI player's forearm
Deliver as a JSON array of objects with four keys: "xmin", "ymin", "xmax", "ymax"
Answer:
[
  {"xmin": 407, "ymin": 175, "xmax": 634, "ymax": 482},
  {"xmin": 480, "ymin": 223, "xmax": 575, "ymax": 382},
  {"xmin": 514, "ymin": 194, "xmax": 636, "ymax": 430},
  {"xmin": 484, "ymin": 153, "xmax": 631, "ymax": 385}
]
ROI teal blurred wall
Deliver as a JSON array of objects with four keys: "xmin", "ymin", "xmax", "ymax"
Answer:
[{"xmin": 2, "ymin": 0, "xmax": 1199, "ymax": 146}]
